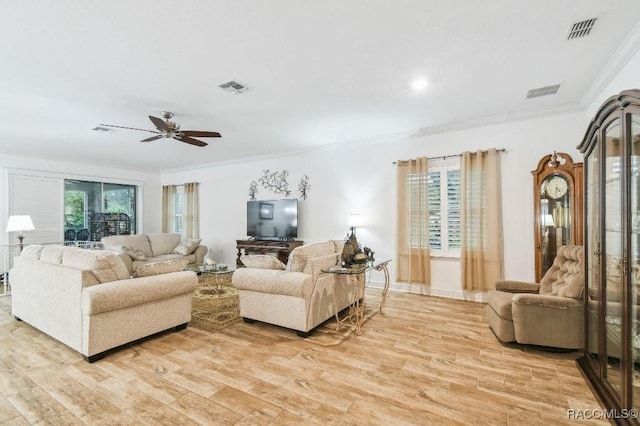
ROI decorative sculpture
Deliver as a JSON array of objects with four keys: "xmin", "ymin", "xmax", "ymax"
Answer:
[
  {"xmin": 248, "ymin": 181, "xmax": 258, "ymax": 201},
  {"xmin": 298, "ymin": 175, "xmax": 311, "ymax": 200}
]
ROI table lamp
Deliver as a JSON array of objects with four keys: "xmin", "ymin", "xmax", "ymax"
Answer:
[{"xmin": 6, "ymin": 215, "xmax": 35, "ymax": 252}]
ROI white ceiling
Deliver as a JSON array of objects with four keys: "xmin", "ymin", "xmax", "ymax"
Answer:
[{"xmin": 2, "ymin": 0, "xmax": 640, "ymax": 173}]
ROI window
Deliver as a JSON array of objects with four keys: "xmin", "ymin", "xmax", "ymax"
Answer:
[
  {"xmin": 162, "ymin": 182, "xmax": 199, "ymax": 238},
  {"xmin": 173, "ymin": 186, "xmax": 184, "ymax": 233},
  {"xmin": 410, "ymin": 158, "xmax": 461, "ymax": 256}
]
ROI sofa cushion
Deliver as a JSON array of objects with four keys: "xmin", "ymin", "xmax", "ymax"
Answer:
[
  {"xmin": 147, "ymin": 233, "xmax": 182, "ymax": 256},
  {"xmin": 62, "ymin": 247, "xmax": 130, "ymax": 283},
  {"xmin": 20, "ymin": 244, "xmax": 43, "ymax": 260},
  {"xmin": 102, "ymin": 234, "xmax": 153, "ymax": 258},
  {"xmin": 134, "ymin": 259, "xmax": 189, "ymax": 278},
  {"xmin": 241, "ymin": 255, "xmax": 286, "ymax": 270},
  {"xmin": 110, "ymin": 245, "xmax": 147, "ymax": 261},
  {"xmin": 172, "ymin": 238, "xmax": 201, "ymax": 256},
  {"xmin": 287, "ymin": 241, "xmax": 336, "ymax": 272},
  {"xmin": 540, "ymin": 245, "xmax": 584, "ymax": 299},
  {"xmin": 40, "ymin": 245, "xmax": 67, "ymax": 264}
]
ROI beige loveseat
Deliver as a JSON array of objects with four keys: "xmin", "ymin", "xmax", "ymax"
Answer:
[
  {"xmin": 10, "ymin": 244, "xmax": 198, "ymax": 362},
  {"xmin": 232, "ymin": 240, "xmax": 353, "ymax": 337},
  {"xmin": 485, "ymin": 245, "xmax": 584, "ymax": 349},
  {"xmin": 101, "ymin": 233, "xmax": 207, "ymax": 274}
]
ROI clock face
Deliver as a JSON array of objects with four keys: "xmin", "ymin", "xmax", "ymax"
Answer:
[{"xmin": 545, "ymin": 175, "xmax": 569, "ymax": 199}]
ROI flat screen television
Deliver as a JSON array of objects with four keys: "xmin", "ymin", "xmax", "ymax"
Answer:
[{"xmin": 246, "ymin": 199, "xmax": 298, "ymax": 240}]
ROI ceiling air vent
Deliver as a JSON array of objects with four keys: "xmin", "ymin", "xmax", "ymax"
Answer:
[
  {"xmin": 526, "ymin": 84, "xmax": 561, "ymax": 99},
  {"xmin": 567, "ymin": 18, "xmax": 597, "ymax": 40},
  {"xmin": 218, "ymin": 80, "xmax": 248, "ymax": 94}
]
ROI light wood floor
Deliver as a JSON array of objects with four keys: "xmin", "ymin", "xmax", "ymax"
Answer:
[{"xmin": 0, "ymin": 289, "xmax": 607, "ymax": 425}]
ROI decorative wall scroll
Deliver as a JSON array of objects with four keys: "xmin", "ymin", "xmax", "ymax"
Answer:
[{"xmin": 248, "ymin": 169, "xmax": 311, "ymax": 200}]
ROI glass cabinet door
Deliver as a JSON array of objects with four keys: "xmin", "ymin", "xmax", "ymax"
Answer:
[
  {"xmin": 586, "ymin": 137, "xmax": 600, "ymax": 366},
  {"xmin": 603, "ymin": 117, "xmax": 623, "ymax": 397},
  {"xmin": 630, "ymin": 112, "xmax": 640, "ymax": 411}
]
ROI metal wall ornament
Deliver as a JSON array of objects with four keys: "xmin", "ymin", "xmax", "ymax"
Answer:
[
  {"xmin": 259, "ymin": 169, "xmax": 291, "ymax": 196},
  {"xmin": 298, "ymin": 175, "xmax": 311, "ymax": 200},
  {"xmin": 248, "ymin": 181, "xmax": 258, "ymax": 201},
  {"xmin": 247, "ymin": 170, "xmax": 312, "ymax": 200}
]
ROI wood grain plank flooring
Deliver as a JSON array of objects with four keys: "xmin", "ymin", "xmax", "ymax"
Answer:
[{"xmin": 0, "ymin": 289, "xmax": 607, "ymax": 425}]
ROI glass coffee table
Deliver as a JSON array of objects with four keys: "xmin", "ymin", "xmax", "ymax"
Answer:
[{"xmin": 184, "ymin": 264, "xmax": 235, "ymax": 296}]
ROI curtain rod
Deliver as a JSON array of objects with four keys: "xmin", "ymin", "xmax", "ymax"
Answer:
[{"xmin": 392, "ymin": 148, "xmax": 506, "ymax": 164}]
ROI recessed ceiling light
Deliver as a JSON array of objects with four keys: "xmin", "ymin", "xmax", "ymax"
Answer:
[{"xmin": 411, "ymin": 78, "xmax": 428, "ymax": 91}]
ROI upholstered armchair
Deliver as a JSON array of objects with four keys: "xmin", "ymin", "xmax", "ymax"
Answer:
[{"xmin": 485, "ymin": 245, "xmax": 584, "ymax": 349}]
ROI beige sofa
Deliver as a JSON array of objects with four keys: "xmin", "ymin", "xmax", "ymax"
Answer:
[
  {"xmin": 485, "ymin": 245, "xmax": 584, "ymax": 349},
  {"xmin": 232, "ymin": 240, "xmax": 354, "ymax": 337},
  {"xmin": 10, "ymin": 244, "xmax": 198, "ymax": 362},
  {"xmin": 101, "ymin": 233, "xmax": 207, "ymax": 274}
]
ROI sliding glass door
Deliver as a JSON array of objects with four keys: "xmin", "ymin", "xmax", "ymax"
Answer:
[{"xmin": 64, "ymin": 180, "xmax": 137, "ymax": 241}]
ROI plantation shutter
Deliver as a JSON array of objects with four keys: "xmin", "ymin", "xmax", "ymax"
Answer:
[
  {"xmin": 8, "ymin": 173, "xmax": 63, "ymax": 244},
  {"xmin": 447, "ymin": 169, "xmax": 461, "ymax": 249}
]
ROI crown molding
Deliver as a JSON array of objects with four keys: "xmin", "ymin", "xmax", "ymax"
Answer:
[
  {"xmin": 581, "ymin": 19, "xmax": 640, "ymax": 107},
  {"xmin": 161, "ymin": 103, "xmax": 584, "ymax": 174}
]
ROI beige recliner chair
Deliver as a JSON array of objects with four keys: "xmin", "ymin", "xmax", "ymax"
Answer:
[{"xmin": 485, "ymin": 245, "xmax": 584, "ymax": 349}]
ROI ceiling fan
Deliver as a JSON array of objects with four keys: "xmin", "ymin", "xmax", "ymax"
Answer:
[{"xmin": 100, "ymin": 111, "xmax": 221, "ymax": 147}]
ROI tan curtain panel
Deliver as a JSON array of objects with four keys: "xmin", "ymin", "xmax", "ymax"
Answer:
[
  {"xmin": 183, "ymin": 182, "xmax": 200, "ymax": 239},
  {"xmin": 460, "ymin": 148, "xmax": 503, "ymax": 291},
  {"xmin": 161, "ymin": 185, "xmax": 177, "ymax": 233},
  {"xmin": 396, "ymin": 157, "xmax": 431, "ymax": 285}
]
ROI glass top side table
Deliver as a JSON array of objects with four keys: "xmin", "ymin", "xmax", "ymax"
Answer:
[{"xmin": 322, "ymin": 259, "xmax": 391, "ymax": 335}]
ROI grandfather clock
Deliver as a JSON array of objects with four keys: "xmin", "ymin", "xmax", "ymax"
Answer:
[{"xmin": 532, "ymin": 152, "xmax": 583, "ymax": 281}]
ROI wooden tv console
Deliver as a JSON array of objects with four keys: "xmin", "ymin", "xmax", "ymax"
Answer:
[{"xmin": 236, "ymin": 239, "xmax": 303, "ymax": 267}]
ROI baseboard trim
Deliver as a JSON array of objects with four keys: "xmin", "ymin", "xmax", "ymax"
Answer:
[{"xmin": 367, "ymin": 280, "xmax": 487, "ymax": 303}]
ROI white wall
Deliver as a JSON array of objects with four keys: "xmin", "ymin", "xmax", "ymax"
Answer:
[
  {"xmin": 0, "ymin": 154, "xmax": 162, "ymax": 247},
  {"xmin": 162, "ymin": 109, "xmax": 587, "ymax": 300}
]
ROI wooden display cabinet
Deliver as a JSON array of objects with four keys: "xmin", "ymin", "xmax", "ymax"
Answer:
[{"xmin": 236, "ymin": 239, "xmax": 303, "ymax": 267}]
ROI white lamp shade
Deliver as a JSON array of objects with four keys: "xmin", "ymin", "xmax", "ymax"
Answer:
[
  {"xmin": 348, "ymin": 213, "xmax": 362, "ymax": 228},
  {"xmin": 6, "ymin": 215, "xmax": 35, "ymax": 233}
]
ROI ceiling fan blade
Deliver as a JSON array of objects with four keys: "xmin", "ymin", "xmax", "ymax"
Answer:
[
  {"xmin": 99, "ymin": 124, "xmax": 159, "ymax": 134},
  {"xmin": 140, "ymin": 135, "xmax": 164, "ymax": 143},
  {"xmin": 174, "ymin": 135, "xmax": 208, "ymax": 147},
  {"xmin": 149, "ymin": 115, "xmax": 169, "ymax": 132},
  {"xmin": 181, "ymin": 130, "xmax": 222, "ymax": 138}
]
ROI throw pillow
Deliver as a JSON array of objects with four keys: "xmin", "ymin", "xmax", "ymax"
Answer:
[
  {"xmin": 134, "ymin": 259, "xmax": 189, "ymax": 278},
  {"xmin": 240, "ymin": 254, "xmax": 286, "ymax": 270},
  {"xmin": 112, "ymin": 245, "xmax": 147, "ymax": 261},
  {"xmin": 20, "ymin": 245, "xmax": 43, "ymax": 260},
  {"xmin": 172, "ymin": 238, "xmax": 201, "ymax": 256}
]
